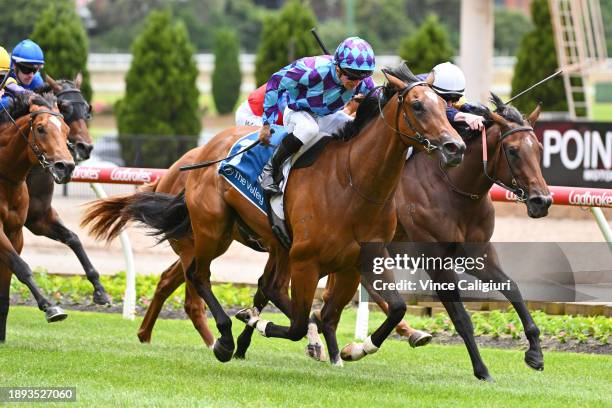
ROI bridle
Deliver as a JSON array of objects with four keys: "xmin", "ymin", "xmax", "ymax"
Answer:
[
  {"xmin": 376, "ymin": 82, "xmax": 439, "ymax": 153},
  {"xmin": 439, "ymin": 122, "xmax": 534, "ymax": 202},
  {"xmin": 56, "ymin": 86, "xmax": 92, "ymax": 155},
  {"xmin": 346, "ymin": 81, "xmax": 439, "ymax": 205},
  {"xmin": 1, "ymin": 104, "xmax": 65, "ymax": 181}
]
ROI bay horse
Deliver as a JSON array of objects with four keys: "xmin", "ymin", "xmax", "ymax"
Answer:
[
  {"xmin": 0, "ymin": 92, "xmax": 75, "ymax": 342},
  {"xmin": 24, "ymin": 74, "xmax": 110, "ymax": 305},
  {"xmin": 82, "ymin": 64, "xmax": 466, "ymax": 364},
  {"xmin": 310, "ymin": 94, "xmax": 551, "ymax": 381}
]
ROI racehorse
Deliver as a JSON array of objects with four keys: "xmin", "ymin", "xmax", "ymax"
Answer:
[
  {"xmin": 0, "ymin": 92, "xmax": 75, "ymax": 342},
  {"xmin": 309, "ymin": 94, "xmax": 551, "ymax": 381},
  {"xmin": 82, "ymin": 65, "xmax": 466, "ymax": 364},
  {"xmin": 24, "ymin": 75, "xmax": 110, "ymax": 305}
]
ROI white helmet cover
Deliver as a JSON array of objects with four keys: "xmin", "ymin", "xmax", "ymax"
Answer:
[{"xmin": 431, "ymin": 62, "xmax": 466, "ymax": 96}]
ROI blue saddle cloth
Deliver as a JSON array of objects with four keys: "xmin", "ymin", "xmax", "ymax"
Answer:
[{"xmin": 219, "ymin": 124, "xmax": 288, "ymax": 213}]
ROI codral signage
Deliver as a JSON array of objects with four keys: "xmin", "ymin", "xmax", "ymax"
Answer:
[{"xmin": 535, "ymin": 121, "xmax": 612, "ymax": 188}]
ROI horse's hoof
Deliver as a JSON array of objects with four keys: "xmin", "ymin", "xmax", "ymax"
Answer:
[
  {"xmin": 305, "ymin": 343, "xmax": 327, "ymax": 362},
  {"xmin": 408, "ymin": 330, "xmax": 433, "ymax": 348},
  {"xmin": 235, "ymin": 308, "xmax": 258, "ymax": 325},
  {"xmin": 45, "ymin": 306, "xmax": 68, "ymax": 323},
  {"xmin": 212, "ymin": 339, "xmax": 234, "ymax": 363},
  {"xmin": 330, "ymin": 354, "xmax": 343, "ymax": 367},
  {"xmin": 524, "ymin": 350, "xmax": 544, "ymax": 371},
  {"xmin": 137, "ymin": 331, "xmax": 151, "ymax": 343},
  {"xmin": 476, "ymin": 372, "xmax": 494, "ymax": 382},
  {"xmin": 340, "ymin": 342, "xmax": 365, "ymax": 362},
  {"xmin": 93, "ymin": 290, "xmax": 112, "ymax": 306}
]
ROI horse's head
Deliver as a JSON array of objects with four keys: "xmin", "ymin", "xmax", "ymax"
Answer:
[
  {"xmin": 486, "ymin": 93, "xmax": 551, "ymax": 218},
  {"xmin": 47, "ymin": 73, "xmax": 93, "ymax": 162},
  {"xmin": 383, "ymin": 62, "xmax": 465, "ymax": 167},
  {"xmin": 27, "ymin": 92, "xmax": 75, "ymax": 184}
]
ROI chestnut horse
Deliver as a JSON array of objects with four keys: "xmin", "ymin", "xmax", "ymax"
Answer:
[
  {"xmin": 24, "ymin": 75, "xmax": 110, "ymax": 305},
  {"xmin": 0, "ymin": 92, "xmax": 75, "ymax": 342},
  {"xmin": 82, "ymin": 65, "xmax": 465, "ymax": 364},
  {"xmin": 311, "ymin": 95, "xmax": 551, "ymax": 381}
]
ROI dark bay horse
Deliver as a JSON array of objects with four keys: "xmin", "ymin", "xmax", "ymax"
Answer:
[
  {"xmin": 0, "ymin": 92, "xmax": 75, "ymax": 342},
  {"xmin": 82, "ymin": 65, "xmax": 466, "ymax": 364},
  {"xmin": 312, "ymin": 95, "xmax": 551, "ymax": 380},
  {"xmin": 24, "ymin": 74, "xmax": 110, "ymax": 305}
]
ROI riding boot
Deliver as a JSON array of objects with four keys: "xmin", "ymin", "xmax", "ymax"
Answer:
[{"xmin": 258, "ymin": 133, "xmax": 303, "ymax": 194}]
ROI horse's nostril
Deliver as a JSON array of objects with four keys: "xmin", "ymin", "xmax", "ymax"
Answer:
[
  {"xmin": 54, "ymin": 161, "xmax": 66, "ymax": 171},
  {"xmin": 528, "ymin": 195, "xmax": 552, "ymax": 208}
]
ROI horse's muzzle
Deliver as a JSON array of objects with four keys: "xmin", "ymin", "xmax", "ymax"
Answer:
[
  {"xmin": 526, "ymin": 194, "xmax": 552, "ymax": 218},
  {"xmin": 51, "ymin": 160, "xmax": 75, "ymax": 184},
  {"xmin": 70, "ymin": 141, "xmax": 94, "ymax": 162},
  {"xmin": 439, "ymin": 136, "xmax": 466, "ymax": 168}
]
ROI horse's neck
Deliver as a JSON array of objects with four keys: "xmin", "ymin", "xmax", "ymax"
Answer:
[
  {"xmin": 446, "ymin": 128, "xmax": 499, "ymax": 197},
  {"xmin": 347, "ymin": 100, "xmax": 411, "ymax": 205},
  {"xmin": 0, "ymin": 119, "xmax": 34, "ymax": 183}
]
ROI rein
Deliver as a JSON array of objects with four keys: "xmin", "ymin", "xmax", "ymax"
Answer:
[{"xmin": 439, "ymin": 124, "xmax": 533, "ymax": 201}]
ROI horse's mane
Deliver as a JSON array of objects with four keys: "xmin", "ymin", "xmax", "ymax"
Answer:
[
  {"xmin": 0, "ymin": 87, "xmax": 57, "ymax": 124},
  {"xmin": 489, "ymin": 93, "xmax": 524, "ymax": 124},
  {"xmin": 334, "ymin": 61, "xmax": 421, "ymax": 142}
]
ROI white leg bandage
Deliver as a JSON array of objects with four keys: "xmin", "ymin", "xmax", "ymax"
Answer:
[
  {"xmin": 255, "ymin": 319, "xmax": 270, "ymax": 337},
  {"xmin": 363, "ymin": 336, "xmax": 379, "ymax": 355}
]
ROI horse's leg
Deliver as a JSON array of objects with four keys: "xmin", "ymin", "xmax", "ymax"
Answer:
[
  {"xmin": 305, "ymin": 273, "xmax": 335, "ymax": 362},
  {"xmin": 430, "ymin": 267, "xmax": 493, "ymax": 381},
  {"xmin": 360, "ymin": 276, "xmax": 432, "ymax": 347},
  {"xmin": 138, "ymin": 260, "xmax": 185, "ymax": 343},
  {"xmin": 469, "ymin": 246, "xmax": 543, "ymax": 371},
  {"xmin": 26, "ymin": 208, "xmax": 110, "ymax": 305},
  {"xmin": 236, "ymin": 259, "xmax": 320, "ymax": 343},
  {"xmin": 340, "ymin": 245, "xmax": 406, "ymax": 362},
  {"xmin": 0, "ymin": 230, "xmax": 66, "ymax": 322},
  {"xmin": 187, "ymin": 200, "xmax": 235, "ymax": 362},
  {"xmin": 318, "ymin": 270, "xmax": 360, "ymax": 366},
  {"xmin": 0, "ymin": 266, "xmax": 10, "ymax": 342},
  {"xmin": 184, "ymin": 278, "xmax": 215, "ymax": 348},
  {"xmin": 235, "ymin": 256, "xmax": 276, "ymax": 359}
]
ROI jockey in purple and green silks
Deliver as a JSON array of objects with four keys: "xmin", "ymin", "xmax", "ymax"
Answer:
[{"xmin": 257, "ymin": 36, "xmax": 377, "ymax": 195}]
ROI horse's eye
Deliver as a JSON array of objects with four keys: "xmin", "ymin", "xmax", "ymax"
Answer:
[
  {"xmin": 37, "ymin": 125, "xmax": 46, "ymax": 134},
  {"xmin": 508, "ymin": 146, "xmax": 519, "ymax": 157},
  {"xmin": 411, "ymin": 100, "xmax": 424, "ymax": 113}
]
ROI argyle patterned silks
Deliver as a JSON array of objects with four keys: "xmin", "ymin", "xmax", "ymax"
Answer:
[
  {"xmin": 333, "ymin": 37, "xmax": 375, "ymax": 71},
  {"xmin": 262, "ymin": 55, "xmax": 375, "ymax": 126}
]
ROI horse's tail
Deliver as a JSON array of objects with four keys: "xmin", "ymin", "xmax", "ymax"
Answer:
[
  {"xmin": 137, "ymin": 178, "xmax": 161, "ymax": 193},
  {"xmin": 81, "ymin": 191, "xmax": 191, "ymax": 243}
]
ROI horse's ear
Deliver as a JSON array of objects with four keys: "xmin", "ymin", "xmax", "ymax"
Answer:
[
  {"xmin": 425, "ymin": 71, "xmax": 434, "ymax": 86},
  {"xmin": 489, "ymin": 110, "xmax": 509, "ymax": 127},
  {"xmin": 75, "ymin": 72, "xmax": 83, "ymax": 89},
  {"xmin": 527, "ymin": 103, "xmax": 542, "ymax": 126},
  {"xmin": 383, "ymin": 70, "xmax": 406, "ymax": 91},
  {"xmin": 46, "ymin": 74, "xmax": 62, "ymax": 93}
]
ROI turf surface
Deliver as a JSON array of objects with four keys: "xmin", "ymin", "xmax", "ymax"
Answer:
[{"xmin": 1, "ymin": 306, "xmax": 610, "ymax": 407}]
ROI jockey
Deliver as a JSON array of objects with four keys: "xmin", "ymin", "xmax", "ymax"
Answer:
[
  {"xmin": 0, "ymin": 46, "xmax": 30, "ymax": 111},
  {"xmin": 419, "ymin": 62, "xmax": 485, "ymax": 131},
  {"xmin": 258, "ymin": 36, "xmax": 376, "ymax": 194},
  {"xmin": 235, "ymin": 83, "xmax": 285, "ymax": 127},
  {"xmin": 10, "ymin": 39, "xmax": 45, "ymax": 91}
]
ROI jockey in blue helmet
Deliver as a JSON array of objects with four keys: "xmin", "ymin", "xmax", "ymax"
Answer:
[
  {"xmin": 10, "ymin": 39, "xmax": 45, "ymax": 91},
  {"xmin": 258, "ymin": 36, "xmax": 376, "ymax": 195}
]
